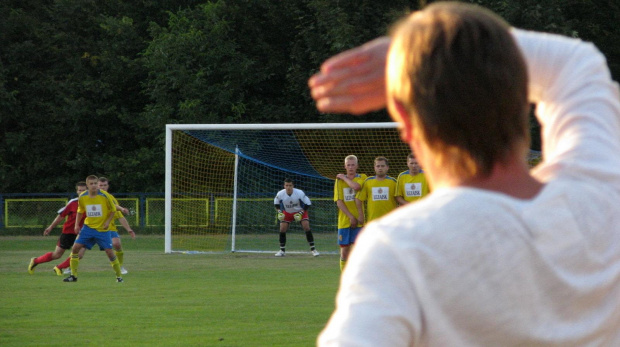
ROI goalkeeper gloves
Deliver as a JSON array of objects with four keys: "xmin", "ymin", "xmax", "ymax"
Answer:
[
  {"xmin": 277, "ymin": 210, "xmax": 285, "ymax": 221},
  {"xmin": 294, "ymin": 211, "xmax": 304, "ymax": 222}
]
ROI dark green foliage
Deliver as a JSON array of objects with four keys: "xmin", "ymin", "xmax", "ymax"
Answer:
[{"xmin": 1, "ymin": 0, "xmax": 618, "ymax": 193}]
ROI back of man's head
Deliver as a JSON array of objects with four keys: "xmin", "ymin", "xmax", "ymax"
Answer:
[{"xmin": 387, "ymin": 2, "xmax": 529, "ymax": 178}]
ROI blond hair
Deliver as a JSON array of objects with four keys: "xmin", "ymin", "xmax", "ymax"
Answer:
[
  {"xmin": 344, "ymin": 155, "xmax": 358, "ymax": 164},
  {"xmin": 86, "ymin": 175, "xmax": 98, "ymax": 182}
]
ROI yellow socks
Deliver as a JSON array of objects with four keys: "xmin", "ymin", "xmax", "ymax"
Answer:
[
  {"xmin": 340, "ymin": 259, "xmax": 346, "ymax": 271},
  {"xmin": 70, "ymin": 252, "xmax": 80, "ymax": 277},
  {"xmin": 115, "ymin": 250, "xmax": 124, "ymax": 267},
  {"xmin": 110, "ymin": 258, "xmax": 121, "ymax": 277}
]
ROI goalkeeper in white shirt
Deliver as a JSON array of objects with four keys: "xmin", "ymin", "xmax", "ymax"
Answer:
[
  {"xmin": 309, "ymin": 1, "xmax": 620, "ymax": 346},
  {"xmin": 274, "ymin": 178, "xmax": 319, "ymax": 257}
]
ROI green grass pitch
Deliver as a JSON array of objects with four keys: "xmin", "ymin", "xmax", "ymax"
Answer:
[{"xmin": 0, "ymin": 236, "xmax": 341, "ymax": 347}]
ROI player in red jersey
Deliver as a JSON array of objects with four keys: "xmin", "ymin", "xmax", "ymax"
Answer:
[{"xmin": 28, "ymin": 182, "xmax": 87, "ymax": 275}]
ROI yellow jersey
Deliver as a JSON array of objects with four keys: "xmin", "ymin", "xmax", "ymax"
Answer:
[
  {"xmin": 356, "ymin": 176, "xmax": 398, "ymax": 222},
  {"xmin": 395, "ymin": 171, "xmax": 430, "ymax": 203},
  {"xmin": 100, "ymin": 190, "xmax": 124, "ymax": 232},
  {"xmin": 77, "ymin": 189, "xmax": 117, "ymax": 232},
  {"xmin": 334, "ymin": 173, "xmax": 367, "ymax": 229}
]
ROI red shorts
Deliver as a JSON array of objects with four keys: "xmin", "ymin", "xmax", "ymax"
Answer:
[{"xmin": 281, "ymin": 210, "xmax": 309, "ymax": 223}]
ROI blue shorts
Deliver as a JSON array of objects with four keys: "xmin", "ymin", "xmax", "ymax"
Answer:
[
  {"xmin": 338, "ymin": 227, "xmax": 362, "ymax": 246},
  {"xmin": 99, "ymin": 231, "xmax": 120, "ymax": 251},
  {"xmin": 75, "ymin": 225, "xmax": 113, "ymax": 250}
]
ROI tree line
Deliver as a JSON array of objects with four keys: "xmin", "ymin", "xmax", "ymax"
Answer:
[{"xmin": 1, "ymin": 0, "xmax": 618, "ymax": 193}]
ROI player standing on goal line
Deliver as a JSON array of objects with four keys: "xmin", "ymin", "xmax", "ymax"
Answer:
[
  {"xmin": 334, "ymin": 155, "xmax": 367, "ymax": 271},
  {"xmin": 310, "ymin": 2, "xmax": 620, "ymax": 345},
  {"xmin": 274, "ymin": 178, "xmax": 319, "ymax": 257}
]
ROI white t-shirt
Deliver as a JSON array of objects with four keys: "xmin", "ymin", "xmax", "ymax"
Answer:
[
  {"xmin": 318, "ymin": 30, "xmax": 620, "ymax": 346},
  {"xmin": 274, "ymin": 188, "xmax": 311, "ymax": 213}
]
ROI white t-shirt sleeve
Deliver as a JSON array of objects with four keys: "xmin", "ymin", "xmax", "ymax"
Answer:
[
  {"xmin": 513, "ymin": 29, "xmax": 620, "ymax": 187},
  {"xmin": 300, "ymin": 191, "xmax": 311, "ymax": 206}
]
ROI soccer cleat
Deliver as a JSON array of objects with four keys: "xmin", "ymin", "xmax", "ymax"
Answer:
[
  {"xmin": 117, "ymin": 277, "xmax": 124, "ymax": 283},
  {"xmin": 311, "ymin": 250, "xmax": 320, "ymax": 257},
  {"xmin": 275, "ymin": 250, "xmax": 285, "ymax": 257},
  {"xmin": 53, "ymin": 266, "xmax": 62, "ymax": 276},
  {"xmin": 28, "ymin": 258, "xmax": 37, "ymax": 274},
  {"xmin": 120, "ymin": 267, "xmax": 128, "ymax": 275},
  {"xmin": 63, "ymin": 275, "xmax": 78, "ymax": 282},
  {"xmin": 63, "ymin": 268, "xmax": 71, "ymax": 275}
]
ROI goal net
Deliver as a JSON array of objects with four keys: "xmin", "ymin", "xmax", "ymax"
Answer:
[{"xmin": 165, "ymin": 123, "xmax": 542, "ymax": 254}]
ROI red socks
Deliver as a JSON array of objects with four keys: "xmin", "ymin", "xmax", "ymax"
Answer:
[
  {"xmin": 57, "ymin": 256, "xmax": 71, "ymax": 269},
  {"xmin": 35, "ymin": 252, "xmax": 53, "ymax": 264}
]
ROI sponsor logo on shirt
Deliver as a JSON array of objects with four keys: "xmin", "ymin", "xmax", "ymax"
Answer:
[
  {"xmin": 372, "ymin": 187, "xmax": 389, "ymax": 201},
  {"xmin": 344, "ymin": 188, "xmax": 356, "ymax": 202},
  {"xmin": 285, "ymin": 202, "xmax": 300, "ymax": 209},
  {"xmin": 405, "ymin": 183, "xmax": 422, "ymax": 197},
  {"xmin": 86, "ymin": 204, "xmax": 103, "ymax": 217}
]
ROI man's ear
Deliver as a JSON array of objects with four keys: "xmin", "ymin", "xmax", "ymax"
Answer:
[{"xmin": 389, "ymin": 98, "xmax": 413, "ymax": 143}]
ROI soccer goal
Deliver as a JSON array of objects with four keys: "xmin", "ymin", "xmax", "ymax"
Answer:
[
  {"xmin": 164, "ymin": 123, "xmax": 411, "ymax": 254},
  {"xmin": 165, "ymin": 123, "xmax": 542, "ymax": 254}
]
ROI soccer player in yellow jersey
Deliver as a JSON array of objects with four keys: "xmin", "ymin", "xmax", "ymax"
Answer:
[
  {"xmin": 334, "ymin": 155, "xmax": 367, "ymax": 271},
  {"xmin": 57, "ymin": 177, "xmax": 137, "ymax": 276},
  {"xmin": 395, "ymin": 154, "xmax": 430, "ymax": 205},
  {"xmin": 99, "ymin": 177, "xmax": 135, "ymax": 275},
  {"xmin": 355, "ymin": 157, "xmax": 398, "ymax": 224},
  {"xmin": 63, "ymin": 175, "xmax": 123, "ymax": 283}
]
